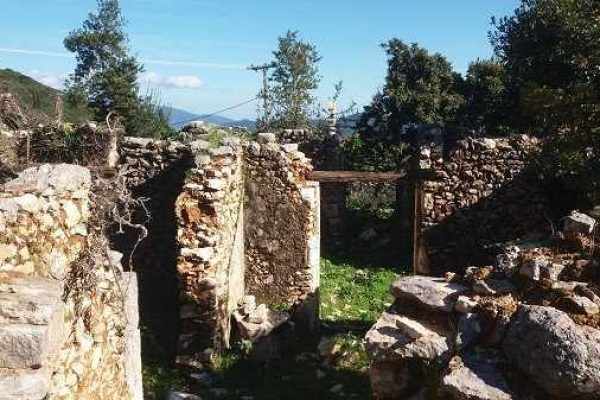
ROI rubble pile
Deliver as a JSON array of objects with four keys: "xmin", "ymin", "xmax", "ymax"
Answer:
[{"xmin": 367, "ymin": 211, "xmax": 600, "ymax": 400}]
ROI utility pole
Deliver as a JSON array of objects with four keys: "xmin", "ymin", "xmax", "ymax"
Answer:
[{"xmin": 248, "ymin": 62, "xmax": 275, "ymax": 130}]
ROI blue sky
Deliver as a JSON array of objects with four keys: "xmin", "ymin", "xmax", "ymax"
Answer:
[{"xmin": 0, "ymin": 0, "xmax": 520, "ymax": 119}]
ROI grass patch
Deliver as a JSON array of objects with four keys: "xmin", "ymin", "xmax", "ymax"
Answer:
[
  {"xmin": 320, "ymin": 257, "xmax": 399, "ymax": 326},
  {"xmin": 142, "ymin": 363, "xmax": 188, "ymax": 400},
  {"xmin": 141, "ymin": 257, "xmax": 403, "ymax": 399}
]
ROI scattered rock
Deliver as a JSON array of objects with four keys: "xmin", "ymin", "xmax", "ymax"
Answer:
[
  {"xmin": 519, "ymin": 258, "xmax": 547, "ymax": 281},
  {"xmin": 539, "ymin": 263, "xmax": 566, "ymax": 281},
  {"xmin": 455, "ymin": 313, "xmax": 482, "ymax": 350},
  {"xmin": 166, "ymin": 390, "xmax": 203, "ymax": 400},
  {"xmin": 575, "ymin": 285, "xmax": 600, "ymax": 305},
  {"xmin": 318, "ymin": 337, "xmax": 342, "ymax": 361},
  {"xmin": 555, "ymin": 295, "xmax": 600, "ymax": 316},
  {"xmin": 503, "ymin": 305, "xmax": 600, "ymax": 398},
  {"xmin": 455, "ymin": 296, "xmax": 478, "ymax": 314},
  {"xmin": 366, "ymin": 311, "xmax": 451, "ymax": 363},
  {"xmin": 233, "ymin": 305, "xmax": 289, "ymax": 342},
  {"xmin": 564, "ymin": 211, "xmax": 596, "ymax": 235},
  {"xmin": 391, "ymin": 276, "xmax": 467, "ymax": 312},
  {"xmin": 330, "ymin": 384, "xmax": 344, "ymax": 394},
  {"xmin": 441, "ymin": 354, "xmax": 513, "ymax": 400},
  {"xmin": 495, "ymin": 246, "xmax": 520, "ymax": 276},
  {"xmin": 472, "ymin": 280, "xmax": 515, "ymax": 296}
]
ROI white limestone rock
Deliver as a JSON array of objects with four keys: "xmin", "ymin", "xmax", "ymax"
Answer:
[
  {"xmin": 442, "ymin": 355, "xmax": 513, "ymax": 400},
  {"xmin": 365, "ymin": 311, "xmax": 451, "ymax": 362},
  {"xmin": 0, "ymin": 367, "xmax": 52, "ymax": 400},
  {"xmin": 391, "ymin": 276, "xmax": 467, "ymax": 312},
  {"xmin": 504, "ymin": 305, "xmax": 600, "ymax": 399},
  {"xmin": 564, "ymin": 211, "xmax": 596, "ymax": 235}
]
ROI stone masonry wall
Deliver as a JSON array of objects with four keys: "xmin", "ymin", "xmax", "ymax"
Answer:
[
  {"xmin": 173, "ymin": 134, "xmax": 320, "ymax": 356},
  {"xmin": 244, "ymin": 134, "xmax": 320, "ymax": 329},
  {"xmin": 0, "ymin": 164, "xmax": 139, "ymax": 400},
  {"xmin": 419, "ymin": 135, "xmax": 549, "ymax": 272},
  {"xmin": 175, "ymin": 139, "xmax": 245, "ymax": 356},
  {"xmin": 118, "ymin": 137, "xmax": 193, "ymax": 361}
]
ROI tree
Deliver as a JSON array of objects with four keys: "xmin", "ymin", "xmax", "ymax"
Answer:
[
  {"xmin": 458, "ymin": 59, "xmax": 508, "ymax": 135},
  {"xmin": 267, "ymin": 30, "xmax": 321, "ymax": 130},
  {"xmin": 357, "ymin": 40, "xmax": 464, "ymax": 146},
  {"xmin": 491, "ymin": 0, "xmax": 600, "ymax": 133},
  {"xmin": 64, "ymin": 0, "xmax": 171, "ymax": 137}
]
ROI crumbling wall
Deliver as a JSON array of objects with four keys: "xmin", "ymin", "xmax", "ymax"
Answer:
[
  {"xmin": 0, "ymin": 164, "xmax": 140, "ymax": 400},
  {"xmin": 175, "ymin": 139, "xmax": 245, "ymax": 356},
  {"xmin": 173, "ymin": 134, "xmax": 320, "ymax": 356},
  {"xmin": 418, "ymin": 135, "xmax": 549, "ymax": 272},
  {"xmin": 244, "ymin": 134, "xmax": 320, "ymax": 327},
  {"xmin": 118, "ymin": 137, "xmax": 192, "ymax": 361}
]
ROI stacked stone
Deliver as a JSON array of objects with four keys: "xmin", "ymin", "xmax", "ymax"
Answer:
[
  {"xmin": 420, "ymin": 135, "xmax": 548, "ymax": 270},
  {"xmin": 0, "ymin": 164, "xmax": 139, "ymax": 400},
  {"xmin": 175, "ymin": 138, "xmax": 245, "ymax": 358},
  {"xmin": 121, "ymin": 137, "xmax": 191, "ymax": 187},
  {"xmin": 367, "ymin": 221, "xmax": 600, "ymax": 399},
  {"xmin": 243, "ymin": 133, "xmax": 320, "ymax": 318},
  {"xmin": 0, "ymin": 164, "xmax": 91, "ymax": 279},
  {"xmin": 276, "ymin": 128, "xmax": 313, "ymax": 144}
]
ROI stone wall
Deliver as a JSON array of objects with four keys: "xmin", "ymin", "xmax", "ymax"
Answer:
[
  {"xmin": 173, "ymin": 134, "xmax": 320, "ymax": 355},
  {"xmin": 0, "ymin": 164, "xmax": 140, "ymax": 400},
  {"xmin": 244, "ymin": 135, "xmax": 320, "ymax": 322},
  {"xmin": 175, "ymin": 139, "xmax": 245, "ymax": 356},
  {"xmin": 417, "ymin": 135, "xmax": 548, "ymax": 272},
  {"xmin": 117, "ymin": 137, "xmax": 193, "ymax": 361}
]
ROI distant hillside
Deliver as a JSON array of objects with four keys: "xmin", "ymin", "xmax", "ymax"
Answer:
[
  {"xmin": 0, "ymin": 69, "xmax": 255, "ymax": 130},
  {"xmin": 0, "ymin": 69, "xmax": 90, "ymax": 124},
  {"xmin": 163, "ymin": 106, "xmax": 256, "ymax": 130}
]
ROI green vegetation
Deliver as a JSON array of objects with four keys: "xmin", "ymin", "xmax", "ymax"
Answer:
[
  {"xmin": 0, "ymin": 68, "xmax": 90, "ymax": 123},
  {"xmin": 142, "ymin": 256, "xmax": 399, "ymax": 400},
  {"xmin": 262, "ymin": 30, "xmax": 322, "ymax": 131},
  {"xmin": 491, "ymin": 0, "xmax": 600, "ymax": 134},
  {"xmin": 64, "ymin": 0, "xmax": 173, "ymax": 137},
  {"xmin": 320, "ymin": 257, "xmax": 398, "ymax": 325}
]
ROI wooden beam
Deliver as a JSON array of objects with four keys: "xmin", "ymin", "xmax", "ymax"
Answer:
[{"xmin": 308, "ymin": 170, "xmax": 406, "ymax": 183}]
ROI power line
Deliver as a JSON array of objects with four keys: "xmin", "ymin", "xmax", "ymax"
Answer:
[
  {"xmin": 248, "ymin": 62, "xmax": 276, "ymax": 129},
  {"xmin": 171, "ymin": 96, "xmax": 259, "ymax": 127}
]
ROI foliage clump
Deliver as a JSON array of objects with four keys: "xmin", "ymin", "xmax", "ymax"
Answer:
[{"xmin": 64, "ymin": 0, "xmax": 173, "ymax": 138}]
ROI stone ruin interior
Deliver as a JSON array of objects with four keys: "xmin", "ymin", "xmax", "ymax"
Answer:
[{"xmin": 1, "ymin": 122, "xmax": 600, "ymax": 400}]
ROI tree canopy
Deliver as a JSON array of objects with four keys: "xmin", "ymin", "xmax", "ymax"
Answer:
[
  {"xmin": 267, "ymin": 30, "xmax": 321, "ymax": 130},
  {"xmin": 64, "ymin": 0, "xmax": 172, "ymax": 137},
  {"xmin": 491, "ymin": 0, "xmax": 600, "ymax": 133},
  {"xmin": 356, "ymin": 40, "xmax": 464, "ymax": 146}
]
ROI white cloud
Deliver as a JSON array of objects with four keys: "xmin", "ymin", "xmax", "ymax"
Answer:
[
  {"xmin": 0, "ymin": 47, "xmax": 245, "ymax": 70},
  {"xmin": 29, "ymin": 70, "xmax": 67, "ymax": 90},
  {"xmin": 140, "ymin": 72, "xmax": 203, "ymax": 90}
]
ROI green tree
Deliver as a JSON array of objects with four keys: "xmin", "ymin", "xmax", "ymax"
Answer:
[
  {"xmin": 267, "ymin": 30, "xmax": 321, "ymax": 130},
  {"xmin": 357, "ymin": 39, "xmax": 464, "ymax": 145},
  {"xmin": 491, "ymin": 0, "xmax": 600, "ymax": 133},
  {"xmin": 458, "ymin": 59, "xmax": 508, "ymax": 135},
  {"xmin": 64, "ymin": 0, "xmax": 172, "ymax": 137},
  {"xmin": 64, "ymin": 0, "xmax": 141, "ymax": 120}
]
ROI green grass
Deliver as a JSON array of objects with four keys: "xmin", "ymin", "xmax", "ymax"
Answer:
[
  {"xmin": 320, "ymin": 257, "xmax": 399, "ymax": 325},
  {"xmin": 142, "ymin": 363, "xmax": 188, "ymax": 400},
  {"xmin": 142, "ymin": 257, "xmax": 402, "ymax": 400}
]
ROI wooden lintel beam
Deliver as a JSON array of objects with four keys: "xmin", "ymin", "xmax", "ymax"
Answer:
[{"xmin": 308, "ymin": 170, "xmax": 407, "ymax": 183}]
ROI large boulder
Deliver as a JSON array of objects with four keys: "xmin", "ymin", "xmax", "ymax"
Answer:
[
  {"xmin": 564, "ymin": 211, "xmax": 596, "ymax": 235},
  {"xmin": 503, "ymin": 305, "xmax": 600, "ymax": 399},
  {"xmin": 366, "ymin": 311, "xmax": 452, "ymax": 362},
  {"xmin": 391, "ymin": 276, "xmax": 467, "ymax": 312},
  {"xmin": 441, "ymin": 354, "xmax": 513, "ymax": 400},
  {"xmin": 366, "ymin": 310, "xmax": 452, "ymax": 399}
]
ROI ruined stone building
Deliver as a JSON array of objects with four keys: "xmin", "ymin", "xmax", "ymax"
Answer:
[{"xmin": 0, "ymin": 129, "xmax": 319, "ymax": 400}]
